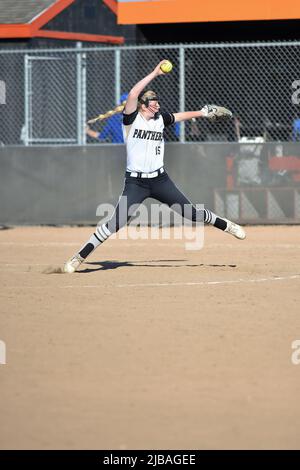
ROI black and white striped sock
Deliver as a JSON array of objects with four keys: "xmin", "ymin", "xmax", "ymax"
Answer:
[
  {"xmin": 204, "ymin": 209, "xmax": 227, "ymax": 231},
  {"xmin": 78, "ymin": 223, "xmax": 111, "ymax": 259}
]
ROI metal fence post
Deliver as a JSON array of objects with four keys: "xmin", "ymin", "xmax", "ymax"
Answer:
[
  {"xmin": 24, "ymin": 54, "xmax": 33, "ymax": 147},
  {"xmin": 81, "ymin": 50, "xmax": 87, "ymax": 146},
  {"xmin": 76, "ymin": 42, "xmax": 84, "ymax": 145},
  {"xmin": 179, "ymin": 46, "xmax": 185, "ymax": 143},
  {"xmin": 115, "ymin": 49, "xmax": 121, "ymax": 105}
]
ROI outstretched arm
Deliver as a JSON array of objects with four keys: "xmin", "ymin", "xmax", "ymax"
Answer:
[
  {"xmin": 174, "ymin": 105, "xmax": 233, "ymax": 123},
  {"xmin": 124, "ymin": 60, "xmax": 169, "ymax": 115},
  {"xmin": 173, "ymin": 110, "xmax": 204, "ymax": 122}
]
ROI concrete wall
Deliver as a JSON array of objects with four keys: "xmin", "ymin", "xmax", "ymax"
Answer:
[{"xmin": 1, "ymin": 143, "xmax": 300, "ymax": 225}]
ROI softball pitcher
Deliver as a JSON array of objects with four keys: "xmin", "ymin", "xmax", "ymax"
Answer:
[{"xmin": 64, "ymin": 60, "xmax": 245, "ymax": 273}]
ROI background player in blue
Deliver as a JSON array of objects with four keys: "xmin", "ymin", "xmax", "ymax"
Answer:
[
  {"xmin": 64, "ymin": 60, "xmax": 246, "ymax": 273},
  {"xmin": 86, "ymin": 93, "xmax": 128, "ymax": 143}
]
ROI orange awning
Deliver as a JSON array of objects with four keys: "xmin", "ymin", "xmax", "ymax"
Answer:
[{"xmin": 118, "ymin": 0, "xmax": 300, "ymax": 24}]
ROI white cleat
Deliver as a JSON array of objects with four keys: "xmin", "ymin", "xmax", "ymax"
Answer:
[
  {"xmin": 224, "ymin": 219, "xmax": 246, "ymax": 240},
  {"xmin": 63, "ymin": 254, "xmax": 84, "ymax": 273}
]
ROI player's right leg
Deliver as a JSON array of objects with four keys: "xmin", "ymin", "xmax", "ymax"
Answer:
[{"xmin": 64, "ymin": 178, "xmax": 150, "ymax": 273}]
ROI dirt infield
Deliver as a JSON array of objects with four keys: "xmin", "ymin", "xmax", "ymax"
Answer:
[{"xmin": 0, "ymin": 225, "xmax": 300, "ymax": 450}]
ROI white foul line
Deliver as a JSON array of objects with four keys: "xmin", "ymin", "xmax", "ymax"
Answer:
[
  {"xmin": 61, "ymin": 274, "xmax": 300, "ymax": 289},
  {"xmin": 115, "ymin": 274, "xmax": 300, "ymax": 288}
]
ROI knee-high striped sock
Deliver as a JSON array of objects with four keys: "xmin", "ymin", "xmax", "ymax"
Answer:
[
  {"xmin": 78, "ymin": 223, "xmax": 111, "ymax": 259},
  {"xmin": 204, "ymin": 209, "xmax": 227, "ymax": 231}
]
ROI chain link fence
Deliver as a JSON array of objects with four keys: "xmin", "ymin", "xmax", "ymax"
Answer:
[{"xmin": 1, "ymin": 41, "xmax": 300, "ymax": 146}]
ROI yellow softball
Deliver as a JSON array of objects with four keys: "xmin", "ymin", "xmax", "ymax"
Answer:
[{"xmin": 160, "ymin": 60, "xmax": 173, "ymax": 73}]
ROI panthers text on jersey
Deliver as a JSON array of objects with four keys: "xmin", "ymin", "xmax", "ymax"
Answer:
[{"xmin": 122, "ymin": 109, "xmax": 175, "ymax": 173}]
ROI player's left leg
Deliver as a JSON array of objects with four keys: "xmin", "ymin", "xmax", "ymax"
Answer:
[{"xmin": 150, "ymin": 172, "xmax": 245, "ymax": 239}]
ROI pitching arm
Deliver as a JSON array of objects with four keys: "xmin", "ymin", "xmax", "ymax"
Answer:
[{"xmin": 124, "ymin": 60, "xmax": 169, "ymax": 115}]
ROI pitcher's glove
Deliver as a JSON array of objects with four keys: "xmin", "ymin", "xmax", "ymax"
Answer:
[{"xmin": 200, "ymin": 104, "xmax": 233, "ymax": 122}]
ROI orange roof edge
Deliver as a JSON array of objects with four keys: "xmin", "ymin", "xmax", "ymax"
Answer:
[
  {"xmin": 0, "ymin": 24, "xmax": 32, "ymax": 38},
  {"xmin": 31, "ymin": 0, "xmax": 75, "ymax": 31},
  {"xmin": 0, "ymin": 1, "xmax": 124, "ymax": 43},
  {"xmin": 103, "ymin": 0, "xmax": 118, "ymax": 15},
  {"xmin": 35, "ymin": 29, "xmax": 124, "ymax": 44}
]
